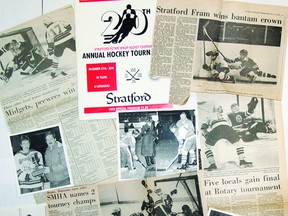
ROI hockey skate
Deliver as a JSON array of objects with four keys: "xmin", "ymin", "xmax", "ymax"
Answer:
[
  {"xmin": 249, "ymin": 74, "xmax": 258, "ymax": 83},
  {"xmin": 51, "ymin": 70, "xmax": 67, "ymax": 79},
  {"xmin": 239, "ymin": 160, "xmax": 253, "ymax": 168},
  {"xmin": 0, "ymin": 74, "xmax": 9, "ymax": 83},
  {"xmin": 265, "ymin": 121, "xmax": 276, "ymax": 133},
  {"xmin": 188, "ymin": 159, "xmax": 197, "ymax": 166},
  {"xmin": 204, "ymin": 163, "xmax": 217, "ymax": 171},
  {"xmin": 177, "ymin": 164, "xmax": 187, "ymax": 170}
]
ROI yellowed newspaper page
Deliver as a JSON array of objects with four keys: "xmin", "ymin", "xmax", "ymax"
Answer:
[
  {"xmin": 196, "ymin": 93, "xmax": 288, "ymax": 215},
  {"xmin": 46, "ymin": 184, "xmax": 100, "ymax": 216},
  {"xmin": 150, "ymin": 0, "xmax": 288, "ymax": 104},
  {"xmin": 0, "ymin": 6, "xmax": 118, "ymax": 202}
]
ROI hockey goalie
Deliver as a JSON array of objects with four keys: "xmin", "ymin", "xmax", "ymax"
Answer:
[{"xmin": 0, "ymin": 38, "xmax": 52, "ymax": 83}]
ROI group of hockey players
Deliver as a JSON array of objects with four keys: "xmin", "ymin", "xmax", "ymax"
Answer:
[
  {"xmin": 201, "ymin": 97, "xmax": 276, "ymax": 171},
  {"xmin": 120, "ymin": 111, "xmax": 198, "ymax": 174},
  {"xmin": 139, "ymin": 180, "xmax": 201, "ymax": 216},
  {"xmin": 0, "ymin": 16, "xmax": 75, "ymax": 83},
  {"xmin": 202, "ymin": 49, "xmax": 277, "ymax": 83}
]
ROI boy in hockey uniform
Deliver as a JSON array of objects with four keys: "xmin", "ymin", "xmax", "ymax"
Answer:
[
  {"xmin": 43, "ymin": 17, "xmax": 76, "ymax": 78},
  {"xmin": 202, "ymin": 50, "xmax": 236, "ymax": 83},
  {"xmin": 224, "ymin": 49, "xmax": 277, "ymax": 82},
  {"xmin": 174, "ymin": 111, "xmax": 197, "ymax": 170},
  {"xmin": 0, "ymin": 39, "xmax": 44, "ymax": 81},
  {"xmin": 228, "ymin": 97, "xmax": 275, "ymax": 142},
  {"xmin": 14, "ymin": 135, "xmax": 46, "ymax": 194},
  {"xmin": 201, "ymin": 105, "xmax": 253, "ymax": 171}
]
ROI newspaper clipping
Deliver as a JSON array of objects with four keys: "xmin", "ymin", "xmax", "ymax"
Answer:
[
  {"xmin": 99, "ymin": 173, "xmax": 203, "ymax": 216},
  {"xmin": 46, "ymin": 184, "xmax": 99, "ymax": 216},
  {"xmin": 46, "ymin": 172, "xmax": 202, "ymax": 216},
  {"xmin": 196, "ymin": 93, "xmax": 288, "ymax": 215},
  {"xmin": 150, "ymin": 0, "xmax": 288, "ymax": 104},
  {"xmin": 0, "ymin": 6, "xmax": 118, "ymax": 202}
]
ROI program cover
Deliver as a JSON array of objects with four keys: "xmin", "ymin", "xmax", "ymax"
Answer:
[{"xmin": 75, "ymin": 0, "xmax": 171, "ymax": 120}]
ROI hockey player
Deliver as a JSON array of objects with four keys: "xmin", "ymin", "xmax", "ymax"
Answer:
[
  {"xmin": 202, "ymin": 50, "xmax": 236, "ymax": 83},
  {"xmin": 201, "ymin": 105, "xmax": 253, "ymax": 171},
  {"xmin": 224, "ymin": 49, "xmax": 277, "ymax": 83},
  {"xmin": 120, "ymin": 126, "xmax": 137, "ymax": 172},
  {"xmin": 43, "ymin": 17, "xmax": 76, "ymax": 78},
  {"xmin": 174, "ymin": 111, "xmax": 197, "ymax": 170},
  {"xmin": 0, "ymin": 39, "xmax": 44, "ymax": 81},
  {"xmin": 228, "ymin": 97, "xmax": 276, "ymax": 142},
  {"xmin": 140, "ymin": 180, "xmax": 154, "ymax": 216},
  {"xmin": 153, "ymin": 187, "xmax": 173, "ymax": 216},
  {"xmin": 111, "ymin": 207, "xmax": 121, "ymax": 216},
  {"xmin": 14, "ymin": 135, "xmax": 46, "ymax": 194}
]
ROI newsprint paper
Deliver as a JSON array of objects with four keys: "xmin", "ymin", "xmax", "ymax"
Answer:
[
  {"xmin": 74, "ymin": 0, "xmax": 171, "ymax": 120},
  {"xmin": 196, "ymin": 93, "xmax": 288, "ymax": 215},
  {"xmin": 46, "ymin": 172, "xmax": 203, "ymax": 216},
  {"xmin": 150, "ymin": 0, "xmax": 288, "ymax": 105},
  {"xmin": 0, "ymin": 6, "xmax": 118, "ymax": 201}
]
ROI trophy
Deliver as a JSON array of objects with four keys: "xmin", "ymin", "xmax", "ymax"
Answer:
[{"xmin": 31, "ymin": 152, "xmax": 46, "ymax": 177}]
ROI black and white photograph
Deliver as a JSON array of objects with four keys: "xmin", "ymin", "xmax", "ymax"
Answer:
[
  {"xmin": 0, "ymin": 6, "xmax": 76, "ymax": 87},
  {"xmin": 98, "ymin": 173, "xmax": 203, "ymax": 216},
  {"xmin": 197, "ymin": 93, "xmax": 278, "ymax": 171},
  {"xmin": 194, "ymin": 18, "xmax": 281, "ymax": 84},
  {"xmin": 208, "ymin": 207, "xmax": 239, "ymax": 216},
  {"xmin": 9, "ymin": 125, "xmax": 72, "ymax": 195},
  {"xmin": 117, "ymin": 109, "xmax": 198, "ymax": 180}
]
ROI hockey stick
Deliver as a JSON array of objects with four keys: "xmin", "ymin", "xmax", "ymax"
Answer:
[
  {"xmin": 136, "ymin": 158, "xmax": 147, "ymax": 170},
  {"xmin": 0, "ymin": 60, "xmax": 4, "ymax": 71},
  {"xmin": 29, "ymin": 57, "xmax": 48, "ymax": 75},
  {"xmin": 202, "ymin": 21, "xmax": 210, "ymax": 64},
  {"xmin": 203, "ymin": 27, "xmax": 227, "ymax": 59},
  {"xmin": 156, "ymin": 153, "xmax": 179, "ymax": 171},
  {"xmin": 141, "ymin": 179, "xmax": 154, "ymax": 214}
]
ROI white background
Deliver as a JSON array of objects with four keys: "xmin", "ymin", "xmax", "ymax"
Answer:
[{"xmin": 0, "ymin": 0, "xmax": 287, "ymax": 209}]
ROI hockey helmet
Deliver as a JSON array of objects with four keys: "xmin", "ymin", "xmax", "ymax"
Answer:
[
  {"xmin": 111, "ymin": 207, "xmax": 121, "ymax": 215},
  {"xmin": 239, "ymin": 49, "xmax": 248, "ymax": 56},
  {"xmin": 212, "ymin": 105, "xmax": 223, "ymax": 113},
  {"xmin": 206, "ymin": 50, "xmax": 219, "ymax": 56},
  {"xmin": 154, "ymin": 187, "xmax": 162, "ymax": 194}
]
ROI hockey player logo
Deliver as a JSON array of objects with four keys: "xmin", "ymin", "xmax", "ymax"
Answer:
[
  {"xmin": 235, "ymin": 114, "xmax": 243, "ymax": 124},
  {"xmin": 101, "ymin": 4, "xmax": 149, "ymax": 44}
]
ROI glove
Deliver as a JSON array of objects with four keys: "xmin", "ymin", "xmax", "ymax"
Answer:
[
  {"xmin": 247, "ymin": 97, "xmax": 258, "ymax": 114},
  {"xmin": 224, "ymin": 57, "xmax": 233, "ymax": 63},
  {"xmin": 147, "ymin": 189, "xmax": 153, "ymax": 194},
  {"xmin": 202, "ymin": 64, "xmax": 210, "ymax": 71},
  {"xmin": 201, "ymin": 123, "xmax": 209, "ymax": 130},
  {"xmin": 170, "ymin": 189, "xmax": 177, "ymax": 195}
]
